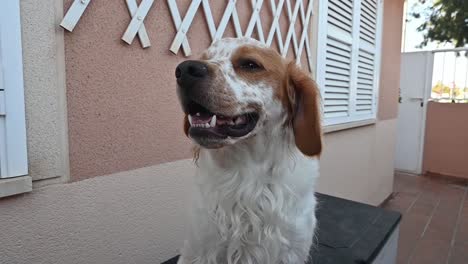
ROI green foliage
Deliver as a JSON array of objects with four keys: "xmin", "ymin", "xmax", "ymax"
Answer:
[
  {"xmin": 432, "ymin": 81, "xmax": 466, "ymax": 98},
  {"xmin": 411, "ymin": 0, "xmax": 468, "ymax": 47}
]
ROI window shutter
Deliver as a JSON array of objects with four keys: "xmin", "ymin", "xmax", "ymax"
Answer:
[
  {"xmin": 0, "ymin": 0, "xmax": 28, "ymax": 178},
  {"xmin": 317, "ymin": 0, "xmax": 383, "ymax": 126}
]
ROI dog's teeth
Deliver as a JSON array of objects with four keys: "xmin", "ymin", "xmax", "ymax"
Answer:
[
  {"xmin": 196, "ymin": 112, "xmax": 201, "ymax": 116},
  {"xmin": 188, "ymin": 115, "xmax": 193, "ymax": 125},
  {"xmin": 210, "ymin": 115, "xmax": 216, "ymax": 127},
  {"xmin": 205, "ymin": 123, "xmax": 210, "ymax": 128},
  {"xmin": 235, "ymin": 117, "xmax": 243, "ymax": 125}
]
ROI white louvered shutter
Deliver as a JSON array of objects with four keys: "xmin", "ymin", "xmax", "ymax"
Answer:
[
  {"xmin": 0, "ymin": 0, "xmax": 28, "ymax": 178},
  {"xmin": 317, "ymin": 0, "xmax": 383, "ymax": 126}
]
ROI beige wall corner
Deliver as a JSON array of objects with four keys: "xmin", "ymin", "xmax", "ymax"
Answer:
[
  {"xmin": 0, "ymin": 159, "xmax": 194, "ymax": 264},
  {"xmin": 20, "ymin": 0, "xmax": 70, "ymax": 183},
  {"xmin": 317, "ymin": 119, "xmax": 397, "ymax": 205}
]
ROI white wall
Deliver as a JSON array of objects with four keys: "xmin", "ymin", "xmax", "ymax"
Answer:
[
  {"xmin": 318, "ymin": 119, "xmax": 396, "ymax": 205},
  {"xmin": 0, "ymin": 160, "xmax": 194, "ymax": 264}
]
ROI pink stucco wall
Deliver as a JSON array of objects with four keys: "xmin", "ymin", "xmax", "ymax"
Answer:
[
  {"xmin": 423, "ymin": 102, "xmax": 468, "ymax": 179},
  {"xmin": 378, "ymin": 0, "xmax": 404, "ymax": 121},
  {"xmin": 64, "ymin": 0, "xmax": 310, "ymax": 181}
]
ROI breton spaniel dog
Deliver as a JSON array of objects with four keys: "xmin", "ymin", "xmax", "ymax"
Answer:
[{"xmin": 175, "ymin": 37, "xmax": 322, "ymax": 264}]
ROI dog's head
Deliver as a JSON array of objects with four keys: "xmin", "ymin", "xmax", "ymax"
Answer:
[{"xmin": 176, "ymin": 38, "xmax": 322, "ymax": 156}]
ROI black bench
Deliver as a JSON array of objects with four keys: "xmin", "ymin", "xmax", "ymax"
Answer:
[{"xmin": 162, "ymin": 193, "xmax": 401, "ymax": 264}]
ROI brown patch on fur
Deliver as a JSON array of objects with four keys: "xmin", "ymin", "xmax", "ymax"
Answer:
[
  {"xmin": 231, "ymin": 45, "xmax": 322, "ymax": 156},
  {"xmin": 287, "ymin": 62, "xmax": 322, "ymax": 157},
  {"xmin": 231, "ymin": 45, "xmax": 287, "ymax": 88}
]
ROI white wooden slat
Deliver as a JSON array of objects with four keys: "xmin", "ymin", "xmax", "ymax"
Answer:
[
  {"xmin": 166, "ymin": 0, "xmax": 315, "ymax": 71},
  {"xmin": 324, "ymin": 105, "xmax": 349, "ymax": 113},
  {"xmin": 297, "ymin": 0, "xmax": 315, "ymax": 70},
  {"xmin": 244, "ymin": 0, "xmax": 265, "ymax": 43},
  {"xmin": 282, "ymin": 0, "xmax": 302, "ymax": 57},
  {"xmin": 347, "ymin": 0, "xmax": 362, "ymax": 116},
  {"xmin": 324, "ymin": 111, "xmax": 349, "ymax": 118},
  {"xmin": 231, "ymin": 6, "xmax": 244, "ymax": 38},
  {"xmin": 214, "ymin": 0, "xmax": 237, "ymax": 41},
  {"xmin": 325, "ymin": 79, "xmax": 350, "ymax": 87},
  {"xmin": 125, "ymin": 0, "xmax": 151, "ymax": 48},
  {"xmin": 356, "ymin": 94, "xmax": 373, "ymax": 100},
  {"xmin": 327, "ymin": 52, "xmax": 351, "ymax": 64},
  {"xmin": 338, "ymin": 0, "xmax": 353, "ymax": 10},
  {"xmin": 325, "ymin": 92, "xmax": 349, "ymax": 99},
  {"xmin": 356, "ymin": 89, "xmax": 373, "ymax": 95},
  {"xmin": 325, "ymin": 87, "xmax": 350, "ymax": 94},
  {"xmin": 121, "ymin": 0, "xmax": 154, "ymax": 46},
  {"xmin": 327, "ymin": 73, "xmax": 350, "ymax": 82},
  {"xmin": 266, "ymin": 0, "xmax": 285, "ymax": 51},
  {"xmin": 327, "ymin": 0, "xmax": 353, "ymax": 33},
  {"xmin": 60, "ymin": 0, "xmax": 92, "ymax": 32},
  {"xmin": 169, "ymin": 0, "xmax": 202, "ymax": 54},
  {"xmin": 327, "ymin": 24, "xmax": 353, "ymax": 44},
  {"xmin": 201, "ymin": 0, "xmax": 217, "ymax": 40},
  {"xmin": 296, "ymin": 0, "xmax": 314, "ymax": 63},
  {"xmin": 326, "ymin": 59, "xmax": 351, "ymax": 71},
  {"xmin": 168, "ymin": 0, "xmax": 192, "ymax": 56},
  {"xmin": 0, "ymin": 0, "xmax": 28, "ymax": 178},
  {"xmin": 326, "ymin": 67, "xmax": 350, "ymax": 76},
  {"xmin": 324, "ymin": 99, "xmax": 349, "ymax": 106}
]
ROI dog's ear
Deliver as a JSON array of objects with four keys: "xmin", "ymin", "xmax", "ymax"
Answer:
[
  {"xmin": 183, "ymin": 115, "xmax": 189, "ymax": 137},
  {"xmin": 286, "ymin": 62, "xmax": 322, "ymax": 157}
]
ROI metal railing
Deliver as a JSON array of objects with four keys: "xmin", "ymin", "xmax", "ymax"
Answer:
[{"xmin": 430, "ymin": 48, "xmax": 468, "ymax": 103}]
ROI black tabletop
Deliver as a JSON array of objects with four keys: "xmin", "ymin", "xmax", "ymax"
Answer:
[{"xmin": 162, "ymin": 193, "xmax": 401, "ymax": 264}]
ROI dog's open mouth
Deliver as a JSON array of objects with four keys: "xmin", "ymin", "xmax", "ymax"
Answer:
[{"xmin": 186, "ymin": 101, "xmax": 259, "ymax": 139}]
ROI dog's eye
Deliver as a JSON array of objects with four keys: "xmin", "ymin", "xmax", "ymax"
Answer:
[{"xmin": 239, "ymin": 59, "xmax": 263, "ymax": 71}]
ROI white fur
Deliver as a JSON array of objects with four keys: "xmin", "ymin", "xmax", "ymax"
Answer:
[{"xmin": 178, "ymin": 38, "xmax": 319, "ymax": 264}]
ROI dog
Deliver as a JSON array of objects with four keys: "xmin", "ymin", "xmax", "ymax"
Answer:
[{"xmin": 175, "ymin": 37, "xmax": 322, "ymax": 264}]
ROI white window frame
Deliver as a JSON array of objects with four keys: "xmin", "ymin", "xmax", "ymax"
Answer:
[
  {"xmin": 0, "ymin": 0, "xmax": 28, "ymax": 178},
  {"xmin": 316, "ymin": 0, "xmax": 384, "ymax": 128}
]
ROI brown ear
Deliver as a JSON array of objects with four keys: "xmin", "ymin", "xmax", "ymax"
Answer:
[
  {"xmin": 183, "ymin": 115, "xmax": 189, "ymax": 137},
  {"xmin": 287, "ymin": 62, "xmax": 322, "ymax": 156}
]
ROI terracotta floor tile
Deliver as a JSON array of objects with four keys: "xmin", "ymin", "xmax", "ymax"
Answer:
[
  {"xmin": 384, "ymin": 192, "xmax": 419, "ymax": 213},
  {"xmin": 448, "ymin": 243, "xmax": 468, "ymax": 264},
  {"xmin": 382, "ymin": 173, "xmax": 468, "ymax": 264},
  {"xmin": 409, "ymin": 238, "xmax": 451, "ymax": 264}
]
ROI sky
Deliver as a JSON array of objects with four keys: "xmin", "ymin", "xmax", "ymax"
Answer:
[{"xmin": 402, "ymin": 0, "xmax": 468, "ymax": 90}]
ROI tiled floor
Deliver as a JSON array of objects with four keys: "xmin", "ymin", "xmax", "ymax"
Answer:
[{"xmin": 382, "ymin": 173, "xmax": 468, "ymax": 264}]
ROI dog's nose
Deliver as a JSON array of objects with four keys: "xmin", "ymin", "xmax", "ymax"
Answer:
[{"xmin": 175, "ymin": 60, "xmax": 208, "ymax": 80}]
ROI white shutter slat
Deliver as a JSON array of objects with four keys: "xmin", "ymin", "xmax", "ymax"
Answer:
[
  {"xmin": 323, "ymin": 36, "xmax": 352, "ymax": 117},
  {"xmin": 327, "ymin": 0, "xmax": 353, "ymax": 34},
  {"xmin": 355, "ymin": 48, "xmax": 375, "ymax": 112},
  {"xmin": 359, "ymin": 0, "xmax": 377, "ymax": 45},
  {"xmin": 325, "ymin": 92, "xmax": 349, "ymax": 99},
  {"xmin": 325, "ymin": 87, "xmax": 350, "ymax": 94}
]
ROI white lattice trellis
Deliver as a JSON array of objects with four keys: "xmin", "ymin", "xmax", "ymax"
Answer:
[{"xmin": 168, "ymin": 0, "xmax": 314, "ymax": 70}]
